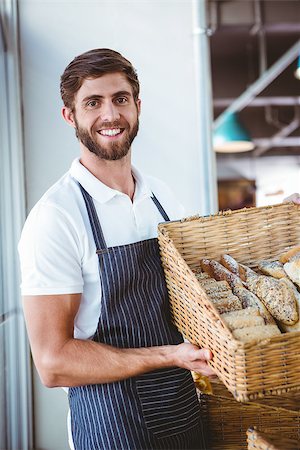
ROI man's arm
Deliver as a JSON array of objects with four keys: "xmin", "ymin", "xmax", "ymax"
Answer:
[{"xmin": 23, "ymin": 294, "xmax": 215, "ymax": 388}]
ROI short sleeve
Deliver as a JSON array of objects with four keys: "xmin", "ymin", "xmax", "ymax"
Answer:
[{"xmin": 18, "ymin": 202, "xmax": 84, "ymax": 295}]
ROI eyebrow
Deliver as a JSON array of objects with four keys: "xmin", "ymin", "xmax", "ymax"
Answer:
[{"xmin": 81, "ymin": 90, "xmax": 133, "ymax": 104}]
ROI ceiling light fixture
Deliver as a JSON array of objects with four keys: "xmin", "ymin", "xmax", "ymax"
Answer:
[
  {"xmin": 213, "ymin": 112, "xmax": 255, "ymax": 153},
  {"xmin": 294, "ymin": 55, "xmax": 300, "ymax": 80}
]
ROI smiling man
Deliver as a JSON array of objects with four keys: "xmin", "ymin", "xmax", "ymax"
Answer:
[{"xmin": 18, "ymin": 48, "xmax": 214, "ymax": 450}]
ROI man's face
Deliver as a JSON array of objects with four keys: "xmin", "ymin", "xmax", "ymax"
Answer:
[{"xmin": 71, "ymin": 73, "xmax": 140, "ymax": 160}]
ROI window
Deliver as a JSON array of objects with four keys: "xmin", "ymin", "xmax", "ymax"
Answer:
[{"xmin": 0, "ymin": 2, "xmax": 33, "ymax": 448}]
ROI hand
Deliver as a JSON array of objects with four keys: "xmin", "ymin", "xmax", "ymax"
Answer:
[
  {"xmin": 283, "ymin": 193, "xmax": 300, "ymax": 204},
  {"xmin": 173, "ymin": 342, "xmax": 215, "ymax": 376}
]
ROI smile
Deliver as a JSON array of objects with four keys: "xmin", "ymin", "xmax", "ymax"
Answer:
[{"xmin": 98, "ymin": 128, "xmax": 123, "ymax": 137}]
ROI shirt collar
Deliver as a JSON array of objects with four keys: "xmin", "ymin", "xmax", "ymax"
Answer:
[{"xmin": 70, "ymin": 157, "xmax": 152, "ymax": 204}]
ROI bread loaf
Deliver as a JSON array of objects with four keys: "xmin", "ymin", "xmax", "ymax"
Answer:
[
  {"xmin": 232, "ymin": 324, "xmax": 281, "ymax": 344},
  {"xmin": 284, "ymin": 254, "xmax": 300, "ymax": 288},
  {"xmin": 257, "ymin": 260, "xmax": 287, "ymax": 279},
  {"xmin": 220, "ymin": 254, "xmax": 240, "ymax": 275},
  {"xmin": 231, "ymin": 285, "xmax": 275, "ymax": 324},
  {"xmin": 208, "ymin": 293, "xmax": 242, "ymax": 314},
  {"xmin": 200, "ymin": 258, "xmax": 243, "ymax": 288},
  {"xmin": 277, "ymin": 278, "xmax": 300, "ymax": 332},
  {"xmin": 221, "ymin": 307, "xmax": 264, "ymax": 331},
  {"xmin": 279, "ymin": 245, "xmax": 300, "ymax": 264},
  {"xmin": 202, "ymin": 280, "xmax": 232, "ymax": 295},
  {"xmin": 195, "ymin": 268, "xmax": 242, "ymax": 313},
  {"xmin": 246, "ymin": 272, "xmax": 298, "ymax": 325},
  {"xmin": 220, "ymin": 254, "xmax": 255, "ymax": 282},
  {"xmin": 217, "ymin": 255, "xmax": 299, "ymax": 326}
]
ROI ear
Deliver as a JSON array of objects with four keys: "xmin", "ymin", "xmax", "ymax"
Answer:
[
  {"xmin": 136, "ymin": 99, "xmax": 141, "ymax": 116},
  {"xmin": 62, "ymin": 107, "xmax": 76, "ymax": 127}
]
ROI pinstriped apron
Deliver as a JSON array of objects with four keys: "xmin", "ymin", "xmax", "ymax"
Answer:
[{"xmin": 68, "ymin": 185, "xmax": 206, "ymax": 450}]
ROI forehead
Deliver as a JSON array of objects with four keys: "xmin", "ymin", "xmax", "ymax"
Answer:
[{"xmin": 75, "ymin": 72, "xmax": 133, "ymax": 102}]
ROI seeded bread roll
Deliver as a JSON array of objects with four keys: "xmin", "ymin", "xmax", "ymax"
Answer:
[
  {"xmin": 195, "ymin": 269, "xmax": 242, "ymax": 313},
  {"xmin": 246, "ymin": 271, "xmax": 298, "ymax": 325},
  {"xmin": 278, "ymin": 278, "xmax": 300, "ymax": 332},
  {"xmin": 193, "ymin": 271, "xmax": 210, "ymax": 280},
  {"xmin": 220, "ymin": 254, "xmax": 240, "ymax": 276},
  {"xmin": 220, "ymin": 254, "xmax": 254, "ymax": 282},
  {"xmin": 279, "ymin": 245, "xmax": 300, "ymax": 264},
  {"xmin": 284, "ymin": 254, "xmax": 300, "ymax": 288},
  {"xmin": 200, "ymin": 258, "xmax": 243, "ymax": 288},
  {"xmin": 202, "ymin": 280, "xmax": 232, "ymax": 295},
  {"xmin": 257, "ymin": 260, "xmax": 287, "ymax": 279},
  {"xmin": 221, "ymin": 307, "xmax": 264, "ymax": 331},
  {"xmin": 208, "ymin": 293, "xmax": 242, "ymax": 314},
  {"xmin": 232, "ymin": 324, "xmax": 281, "ymax": 344},
  {"xmin": 231, "ymin": 285, "xmax": 275, "ymax": 324},
  {"xmin": 217, "ymin": 255, "xmax": 299, "ymax": 326}
]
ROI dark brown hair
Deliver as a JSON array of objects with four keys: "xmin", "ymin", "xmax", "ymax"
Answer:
[{"xmin": 60, "ymin": 48, "xmax": 140, "ymax": 110}]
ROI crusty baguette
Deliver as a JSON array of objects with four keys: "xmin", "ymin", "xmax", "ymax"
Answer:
[
  {"xmin": 200, "ymin": 258, "xmax": 243, "ymax": 288},
  {"xmin": 284, "ymin": 254, "xmax": 300, "ymax": 288},
  {"xmin": 257, "ymin": 260, "xmax": 287, "ymax": 279},
  {"xmin": 232, "ymin": 324, "xmax": 281, "ymax": 344},
  {"xmin": 220, "ymin": 254, "xmax": 255, "ymax": 282},
  {"xmin": 220, "ymin": 254, "xmax": 240, "ymax": 275},
  {"xmin": 221, "ymin": 307, "xmax": 264, "ymax": 331},
  {"xmin": 279, "ymin": 245, "xmax": 300, "ymax": 264}
]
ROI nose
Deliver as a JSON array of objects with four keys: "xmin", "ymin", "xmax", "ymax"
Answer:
[{"xmin": 100, "ymin": 101, "xmax": 120, "ymax": 122}]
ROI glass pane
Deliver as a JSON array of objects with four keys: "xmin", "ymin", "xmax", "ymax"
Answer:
[
  {"xmin": 0, "ymin": 16, "xmax": 5, "ymax": 317},
  {"xmin": 0, "ymin": 323, "xmax": 7, "ymax": 449}
]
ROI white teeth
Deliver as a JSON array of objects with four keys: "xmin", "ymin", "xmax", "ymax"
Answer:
[{"xmin": 99, "ymin": 128, "xmax": 121, "ymax": 136}]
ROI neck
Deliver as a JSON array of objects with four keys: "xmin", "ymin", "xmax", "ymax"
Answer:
[{"xmin": 80, "ymin": 147, "xmax": 135, "ymax": 200}]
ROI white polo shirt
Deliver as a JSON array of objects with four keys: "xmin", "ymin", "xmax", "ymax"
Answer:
[{"xmin": 18, "ymin": 158, "xmax": 185, "ymax": 340}]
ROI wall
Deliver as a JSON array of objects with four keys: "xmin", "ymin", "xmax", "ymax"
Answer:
[
  {"xmin": 18, "ymin": 1, "xmax": 208, "ymax": 449},
  {"xmin": 19, "ymin": 0, "xmax": 207, "ymax": 215}
]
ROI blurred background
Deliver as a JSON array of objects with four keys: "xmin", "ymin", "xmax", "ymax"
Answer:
[{"xmin": 1, "ymin": 1, "xmax": 299, "ymax": 449}]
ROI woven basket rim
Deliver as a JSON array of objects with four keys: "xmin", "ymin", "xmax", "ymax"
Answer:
[{"xmin": 158, "ymin": 202, "xmax": 299, "ymax": 231}]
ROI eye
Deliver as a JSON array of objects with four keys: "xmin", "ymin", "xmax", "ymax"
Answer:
[
  {"xmin": 86, "ymin": 99, "xmax": 99, "ymax": 108},
  {"xmin": 115, "ymin": 97, "xmax": 128, "ymax": 105}
]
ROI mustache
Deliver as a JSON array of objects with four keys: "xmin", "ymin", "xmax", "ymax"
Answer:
[{"xmin": 97, "ymin": 120, "xmax": 127, "ymax": 130}]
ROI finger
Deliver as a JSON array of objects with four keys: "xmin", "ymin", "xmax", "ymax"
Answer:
[
  {"xmin": 193, "ymin": 348, "xmax": 213, "ymax": 361},
  {"xmin": 283, "ymin": 193, "xmax": 300, "ymax": 204},
  {"xmin": 191, "ymin": 362, "xmax": 215, "ymax": 377}
]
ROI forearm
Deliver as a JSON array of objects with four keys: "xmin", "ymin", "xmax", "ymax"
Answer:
[
  {"xmin": 23, "ymin": 294, "xmax": 214, "ymax": 387},
  {"xmin": 38, "ymin": 338, "xmax": 176, "ymax": 387}
]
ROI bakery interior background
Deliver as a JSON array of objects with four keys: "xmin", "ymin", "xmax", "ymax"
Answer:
[{"xmin": 1, "ymin": 1, "xmax": 300, "ymax": 450}]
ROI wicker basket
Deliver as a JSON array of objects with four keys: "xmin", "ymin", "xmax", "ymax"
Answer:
[
  {"xmin": 196, "ymin": 379, "xmax": 300, "ymax": 449},
  {"xmin": 158, "ymin": 203, "xmax": 300, "ymax": 402},
  {"xmin": 246, "ymin": 427, "xmax": 300, "ymax": 450}
]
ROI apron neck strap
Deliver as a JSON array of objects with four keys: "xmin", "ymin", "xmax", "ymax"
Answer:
[
  {"xmin": 151, "ymin": 193, "xmax": 170, "ymax": 222},
  {"xmin": 78, "ymin": 183, "xmax": 170, "ymax": 252}
]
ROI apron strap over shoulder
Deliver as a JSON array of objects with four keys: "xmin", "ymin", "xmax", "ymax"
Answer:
[
  {"xmin": 78, "ymin": 183, "xmax": 108, "ymax": 251},
  {"xmin": 79, "ymin": 182, "xmax": 170, "ymax": 252},
  {"xmin": 151, "ymin": 193, "xmax": 170, "ymax": 222}
]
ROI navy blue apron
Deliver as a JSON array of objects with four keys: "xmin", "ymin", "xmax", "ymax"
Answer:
[{"xmin": 68, "ymin": 184, "xmax": 206, "ymax": 450}]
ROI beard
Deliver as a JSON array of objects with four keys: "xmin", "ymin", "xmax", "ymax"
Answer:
[{"xmin": 74, "ymin": 117, "xmax": 139, "ymax": 161}]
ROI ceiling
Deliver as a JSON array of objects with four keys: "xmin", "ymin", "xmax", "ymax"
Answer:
[{"xmin": 207, "ymin": 0, "xmax": 300, "ymax": 158}]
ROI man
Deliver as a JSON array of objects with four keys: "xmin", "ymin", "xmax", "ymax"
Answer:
[{"xmin": 19, "ymin": 48, "xmax": 214, "ymax": 450}]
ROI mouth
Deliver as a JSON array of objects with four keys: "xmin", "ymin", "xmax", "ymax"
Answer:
[{"xmin": 97, "ymin": 127, "xmax": 124, "ymax": 138}]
